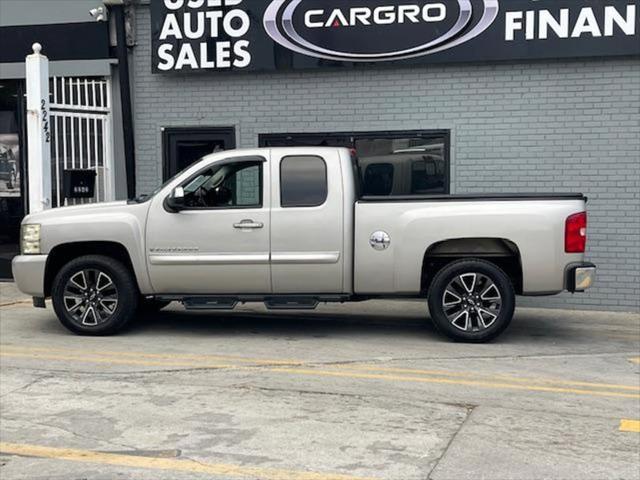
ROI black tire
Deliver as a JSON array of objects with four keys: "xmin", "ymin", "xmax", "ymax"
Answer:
[
  {"xmin": 138, "ymin": 298, "xmax": 171, "ymax": 313},
  {"xmin": 427, "ymin": 259, "xmax": 515, "ymax": 343},
  {"xmin": 51, "ymin": 255, "xmax": 138, "ymax": 335}
]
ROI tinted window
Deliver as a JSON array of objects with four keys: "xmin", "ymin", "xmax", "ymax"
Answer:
[
  {"xmin": 363, "ymin": 164, "xmax": 394, "ymax": 196},
  {"xmin": 356, "ymin": 137, "xmax": 447, "ymax": 196},
  {"xmin": 280, "ymin": 156, "xmax": 327, "ymax": 207},
  {"xmin": 260, "ymin": 131, "xmax": 449, "ymax": 196},
  {"xmin": 411, "ymin": 157, "xmax": 445, "ymax": 194}
]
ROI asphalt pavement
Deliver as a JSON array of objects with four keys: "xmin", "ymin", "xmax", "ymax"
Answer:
[{"xmin": 0, "ymin": 282, "xmax": 639, "ymax": 479}]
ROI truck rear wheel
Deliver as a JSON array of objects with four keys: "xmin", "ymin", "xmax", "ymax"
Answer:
[
  {"xmin": 51, "ymin": 255, "xmax": 138, "ymax": 335},
  {"xmin": 427, "ymin": 259, "xmax": 515, "ymax": 343}
]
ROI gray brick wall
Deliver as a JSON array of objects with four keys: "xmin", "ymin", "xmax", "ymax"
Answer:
[{"xmin": 132, "ymin": 6, "xmax": 640, "ymax": 312}]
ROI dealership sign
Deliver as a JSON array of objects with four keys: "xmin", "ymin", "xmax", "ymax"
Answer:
[{"xmin": 151, "ymin": 0, "xmax": 640, "ymax": 73}]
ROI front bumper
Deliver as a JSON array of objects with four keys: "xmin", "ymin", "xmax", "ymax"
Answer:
[
  {"xmin": 566, "ymin": 262, "xmax": 596, "ymax": 293},
  {"xmin": 11, "ymin": 255, "xmax": 48, "ymax": 297}
]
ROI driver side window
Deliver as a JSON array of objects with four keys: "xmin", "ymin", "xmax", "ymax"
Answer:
[{"xmin": 182, "ymin": 161, "xmax": 263, "ymax": 209}]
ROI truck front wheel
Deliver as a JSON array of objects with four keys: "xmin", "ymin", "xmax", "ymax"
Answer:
[
  {"xmin": 51, "ymin": 255, "xmax": 138, "ymax": 335},
  {"xmin": 427, "ymin": 259, "xmax": 515, "ymax": 343}
]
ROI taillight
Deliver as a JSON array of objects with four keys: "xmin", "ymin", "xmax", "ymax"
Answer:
[{"xmin": 565, "ymin": 212, "xmax": 587, "ymax": 253}]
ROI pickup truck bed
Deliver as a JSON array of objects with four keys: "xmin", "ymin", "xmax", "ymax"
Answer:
[{"xmin": 356, "ymin": 194, "xmax": 589, "ymax": 295}]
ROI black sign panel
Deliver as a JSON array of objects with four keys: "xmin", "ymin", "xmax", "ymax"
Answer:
[
  {"xmin": 0, "ymin": 22, "xmax": 110, "ymax": 63},
  {"xmin": 151, "ymin": 0, "xmax": 640, "ymax": 73},
  {"xmin": 63, "ymin": 170, "xmax": 96, "ymax": 199}
]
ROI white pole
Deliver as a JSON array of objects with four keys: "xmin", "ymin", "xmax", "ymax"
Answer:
[{"xmin": 25, "ymin": 43, "xmax": 52, "ymax": 213}]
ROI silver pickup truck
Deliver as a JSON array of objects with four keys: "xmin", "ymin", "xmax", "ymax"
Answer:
[{"xmin": 12, "ymin": 147, "xmax": 595, "ymax": 342}]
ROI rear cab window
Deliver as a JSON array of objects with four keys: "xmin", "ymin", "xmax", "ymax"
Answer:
[{"xmin": 280, "ymin": 155, "xmax": 327, "ymax": 207}]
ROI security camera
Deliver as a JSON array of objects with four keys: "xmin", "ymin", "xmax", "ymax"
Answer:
[{"xmin": 89, "ymin": 6, "xmax": 107, "ymax": 22}]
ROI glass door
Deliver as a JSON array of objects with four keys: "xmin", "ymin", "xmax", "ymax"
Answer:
[{"xmin": 0, "ymin": 80, "xmax": 26, "ymax": 280}]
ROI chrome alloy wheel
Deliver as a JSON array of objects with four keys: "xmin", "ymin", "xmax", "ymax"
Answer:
[
  {"xmin": 442, "ymin": 272, "xmax": 502, "ymax": 332},
  {"xmin": 63, "ymin": 269, "xmax": 118, "ymax": 326}
]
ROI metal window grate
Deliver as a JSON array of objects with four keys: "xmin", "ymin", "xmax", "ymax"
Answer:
[
  {"xmin": 50, "ymin": 76, "xmax": 110, "ymax": 112},
  {"xmin": 49, "ymin": 76, "xmax": 114, "ymax": 207}
]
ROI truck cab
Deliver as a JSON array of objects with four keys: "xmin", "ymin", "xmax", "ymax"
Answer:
[{"xmin": 146, "ymin": 147, "xmax": 355, "ymax": 296}]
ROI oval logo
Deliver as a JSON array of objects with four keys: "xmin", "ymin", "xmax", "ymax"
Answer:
[{"xmin": 264, "ymin": 0, "xmax": 499, "ymax": 62}]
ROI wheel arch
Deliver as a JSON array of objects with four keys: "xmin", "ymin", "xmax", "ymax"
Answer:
[
  {"xmin": 421, "ymin": 237, "xmax": 523, "ymax": 295},
  {"xmin": 44, "ymin": 241, "xmax": 139, "ymax": 297}
]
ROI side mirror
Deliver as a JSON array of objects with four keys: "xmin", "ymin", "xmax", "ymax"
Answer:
[{"xmin": 165, "ymin": 186, "xmax": 185, "ymax": 212}]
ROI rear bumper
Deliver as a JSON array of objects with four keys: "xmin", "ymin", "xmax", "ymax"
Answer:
[
  {"xmin": 11, "ymin": 255, "xmax": 47, "ymax": 297},
  {"xmin": 566, "ymin": 262, "xmax": 596, "ymax": 293}
]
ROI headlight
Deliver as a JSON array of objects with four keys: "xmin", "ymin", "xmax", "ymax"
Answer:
[{"xmin": 21, "ymin": 224, "xmax": 41, "ymax": 255}]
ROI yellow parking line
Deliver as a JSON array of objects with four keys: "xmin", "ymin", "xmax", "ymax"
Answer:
[
  {"xmin": 0, "ymin": 442, "xmax": 372, "ymax": 480},
  {"xmin": 338, "ymin": 364, "xmax": 640, "ymax": 391},
  {"xmin": 0, "ymin": 345, "xmax": 303, "ymax": 366},
  {"xmin": 629, "ymin": 357, "xmax": 640, "ymax": 364},
  {"xmin": 5, "ymin": 345, "xmax": 638, "ymax": 392},
  {"xmin": 619, "ymin": 419, "xmax": 640, "ymax": 433},
  {"xmin": 270, "ymin": 367, "xmax": 640, "ymax": 399},
  {"xmin": 2, "ymin": 347, "xmax": 639, "ymax": 400},
  {"xmin": 0, "ymin": 351, "xmax": 236, "ymax": 370},
  {"xmin": 605, "ymin": 334, "xmax": 640, "ymax": 341},
  {"xmin": 0, "ymin": 300, "xmax": 31, "ymax": 308}
]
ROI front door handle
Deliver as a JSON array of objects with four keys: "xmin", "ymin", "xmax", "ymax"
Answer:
[{"xmin": 233, "ymin": 219, "xmax": 264, "ymax": 229}]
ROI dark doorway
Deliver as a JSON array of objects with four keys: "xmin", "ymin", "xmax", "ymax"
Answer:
[
  {"xmin": 162, "ymin": 127, "xmax": 236, "ymax": 181},
  {"xmin": 0, "ymin": 80, "xmax": 26, "ymax": 280}
]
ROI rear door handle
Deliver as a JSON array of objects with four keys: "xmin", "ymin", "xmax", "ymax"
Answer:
[{"xmin": 233, "ymin": 219, "xmax": 264, "ymax": 229}]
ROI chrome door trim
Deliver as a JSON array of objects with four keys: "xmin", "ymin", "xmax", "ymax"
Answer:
[
  {"xmin": 271, "ymin": 252, "xmax": 340, "ymax": 265},
  {"xmin": 149, "ymin": 253, "xmax": 270, "ymax": 266}
]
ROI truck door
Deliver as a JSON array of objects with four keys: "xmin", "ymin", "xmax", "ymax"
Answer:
[
  {"xmin": 270, "ymin": 148, "xmax": 344, "ymax": 293},
  {"xmin": 145, "ymin": 155, "xmax": 271, "ymax": 294}
]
